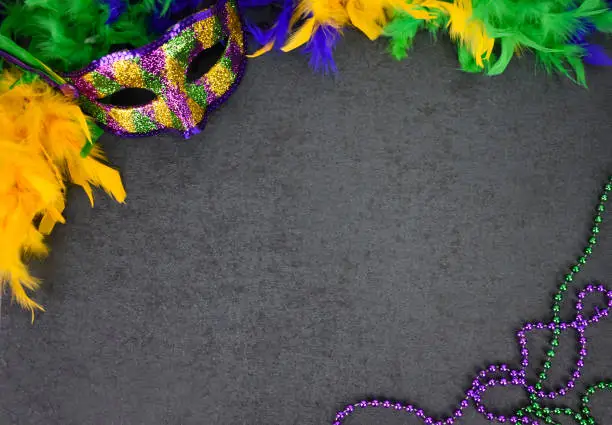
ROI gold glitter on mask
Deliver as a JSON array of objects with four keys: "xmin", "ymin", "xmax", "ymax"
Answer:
[
  {"xmin": 206, "ymin": 63, "xmax": 233, "ymax": 96},
  {"xmin": 153, "ymin": 100, "xmax": 174, "ymax": 128},
  {"xmin": 193, "ymin": 17, "xmax": 218, "ymax": 49},
  {"xmin": 187, "ymin": 98, "xmax": 205, "ymax": 124},
  {"xmin": 164, "ymin": 56, "xmax": 186, "ymax": 91},
  {"xmin": 112, "ymin": 60, "xmax": 144, "ymax": 87},
  {"xmin": 226, "ymin": 5, "xmax": 244, "ymax": 50},
  {"xmin": 82, "ymin": 73, "xmax": 98, "ymax": 94},
  {"xmin": 109, "ymin": 108, "xmax": 136, "ymax": 133}
]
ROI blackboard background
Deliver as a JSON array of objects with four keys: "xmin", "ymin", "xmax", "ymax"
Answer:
[{"xmin": 1, "ymin": 32, "xmax": 611, "ymax": 425}]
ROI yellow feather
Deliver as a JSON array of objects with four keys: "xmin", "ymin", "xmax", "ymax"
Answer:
[
  {"xmin": 346, "ymin": 0, "xmax": 386, "ymax": 40},
  {"xmin": 300, "ymin": 0, "xmax": 349, "ymax": 26},
  {"xmin": 344, "ymin": 0, "xmax": 443, "ymax": 42},
  {"xmin": 0, "ymin": 69, "xmax": 126, "ymax": 316},
  {"xmin": 438, "ymin": 0, "xmax": 494, "ymax": 68},
  {"xmin": 282, "ymin": 0, "xmax": 350, "ymax": 52},
  {"xmin": 282, "ymin": 17, "xmax": 317, "ymax": 52},
  {"xmin": 247, "ymin": 41, "xmax": 275, "ymax": 58}
]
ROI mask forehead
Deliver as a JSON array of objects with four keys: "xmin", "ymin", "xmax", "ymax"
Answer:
[{"xmin": 64, "ymin": 0, "xmax": 246, "ymax": 138}]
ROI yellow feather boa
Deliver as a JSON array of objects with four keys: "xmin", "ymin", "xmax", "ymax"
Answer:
[{"xmin": 0, "ymin": 70, "xmax": 126, "ymax": 317}]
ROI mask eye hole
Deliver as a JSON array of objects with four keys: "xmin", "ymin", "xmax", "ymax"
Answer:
[
  {"xmin": 98, "ymin": 88, "xmax": 157, "ymax": 107},
  {"xmin": 186, "ymin": 39, "xmax": 227, "ymax": 83}
]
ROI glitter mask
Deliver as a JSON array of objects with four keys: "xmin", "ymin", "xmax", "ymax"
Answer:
[{"xmin": 62, "ymin": 0, "xmax": 246, "ymax": 139}]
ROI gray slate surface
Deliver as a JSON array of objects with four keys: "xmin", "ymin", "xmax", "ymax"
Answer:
[{"xmin": 1, "ymin": 32, "xmax": 612, "ymax": 425}]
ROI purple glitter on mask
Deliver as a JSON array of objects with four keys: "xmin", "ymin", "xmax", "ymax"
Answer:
[
  {"xmin": 141, "ymin": 48, "xmax": 168, "ymax": 75},
  {"xmin": 227, "ymin": 43, "xmax": 243, "ymax": 74},
  {"xmin": 164, "ymin": 82, "xmax": 194, "ymax": 128}
]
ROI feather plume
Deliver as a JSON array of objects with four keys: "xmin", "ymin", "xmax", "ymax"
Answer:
[
  {"xmin": 303, "ymin": 25, "xmax": 340, "ymax": 73},
  {"xmin": 383, "ymin": 0, "xmax": 612, "ymax": 84},
  {"xmin": 346, "ymin": 0, "xmax": 439, "ymax": 40},
  {"xmin": 279, "ymin": 0, "xmax": 445, "ymax": 71},
  {"xmin": 99, "ymin": 0, "xmax": 127, "ymax": 24},
  {"xmin": 242, "ymin": 0, "xmax": 294, "ymax": 57},
  {"xmin": 241, "ymin": 0, "xmax": 445, "ymax": 71},
  {"xmin": 149, "ymin": 0, "xmax": 204, "ymax": 33},
  {"xmin": 0, "ymin": 69, "xmax": 126, "ymax": 317},
  {"xmin": 439, "ymin": 0, "xmax": 494, "ymax": 68},
  {"xmin": 0, "ymin": 34, "xmax": 67, "ymax": 86},
  {"xmin": 383, "ymin": 9, "xmax": 444, "ymax": 60},
  {"xmin": 474, "ymin": 0, "xmax": 612, "ymax": 83},
  {"xmin": 0, "ymin": 0, "xmax": 163, "ymax": 72}
]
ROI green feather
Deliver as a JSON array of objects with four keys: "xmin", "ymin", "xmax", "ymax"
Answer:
[
  {"xmin": 0, "ymin": 34, "xmax": 66, "ymax": 84},
  {"xmin": 473, "ymin": 0, "xmax": 610, "ymax": 82},
  {"xmin": 0, "ymin": 0, "xmax": 163, "ymax": 73},
  {"xmin": 382, "ymin": 7, "xmax": 446, "ymax": 61},
  {"xmin": 383, "ymin": 13, "xmax": 425, "ymax": 60}
]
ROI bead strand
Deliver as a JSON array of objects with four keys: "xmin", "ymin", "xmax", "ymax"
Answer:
[
  {"xmin": 332, "ymin": 176, "xmax": 612, "ymax": 425},
  {"xmin": 528, "ymin": 177, "xmax": 611, "ymax": 406}
]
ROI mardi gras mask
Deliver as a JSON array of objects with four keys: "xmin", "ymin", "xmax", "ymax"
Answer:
[{"xmin": 63, "ymin": 0, "xmax": 245, "ymax": 139}]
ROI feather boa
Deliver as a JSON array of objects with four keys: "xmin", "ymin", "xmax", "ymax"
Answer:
[
  {"xmin": 241, "ymin": 0, "xmax": 447, "ymax": 72},
  {"xmin": 242, "ymin": 0, "xmax": 612, "ymax": 82},
  {"xmin": 0, "ymin": 69, "xmax": 126, "ymax": 317},
  {"xmin": 385, "ymin": 0, "xmax": 612, "ymax": 85},
  {"xmin": 99, "ymin": 0, "xmax": 202, "ymax": 33},
  {"xmin": 0, "ymin": 0, "xmax": 168, "ymax": 72}
]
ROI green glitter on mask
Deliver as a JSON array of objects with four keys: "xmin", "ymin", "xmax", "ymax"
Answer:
[
  {"xmin": 80, "ymin": 100, "xmax": 108, "ymax": 126},
  {"xmin": 142, "ymin": 69, "xmax": 164, "ymax": 95},
  {"xmin": 91, "ymin": 72, "xmax": 123, "ymax": 96},
  {"xmin": 163, "ymin": 28, "xmax": 197, "ymax": 66},
  {"xmin": 132, "ymin": 110, "xmax": 158, "ymax": 133},
  {"xmin": 186, "ymin": 83, "xmax": 208, "ymax": 108},
  {"xmin": 220, "ymin": 56, "xmax": 233, "ymax": 70},
  {"xmin": 170, "ymin": 110, "xmax": 183, "ymax": 130}
]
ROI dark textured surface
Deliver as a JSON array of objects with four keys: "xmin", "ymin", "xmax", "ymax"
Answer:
[{"xmin": 1, "ymin": 33, "xmax": 612, "ymax": 425}]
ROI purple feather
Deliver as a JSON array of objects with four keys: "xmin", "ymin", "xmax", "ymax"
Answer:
[
  {"xmin": 100, "ymin": 0, "xmax": 126, "ymax": 24},
  {"xmin": 568, "ymin": 2, "xmax": 612, "ymax": 68},
  {"xmin": 240, "ymin": 0, "xmax": 294, "ymax": 49},
  {"xmin": 303, "ymin": 25, "xmax": 340, "ymax": 74},
  {"xmin": 584, "ymin": 44, "xmax": 612, "ymax": 66},
  {"xmin": 246, "ymin": 21, "xmax": 272, "ymax": 46},
  {"xmin": 150, "ymin": 0, "xmax": 204, "ymax": 33},
  {"xmin": 271, "ymin": 0, "xmax": 292, "ymax": 48}
]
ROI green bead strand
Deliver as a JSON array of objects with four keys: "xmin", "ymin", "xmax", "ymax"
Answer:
[{"xmin": 528, "ymin": 177, "xmax": 610, "ymax": 415}]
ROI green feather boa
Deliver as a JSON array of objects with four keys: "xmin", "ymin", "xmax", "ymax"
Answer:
[
  {"xmin": 384, "ymin": 0, "xmax": 612, "ymax": 86},
  {"xmin": 0, "ymin": 0, "xmax": 171, "ymax": 73}
]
